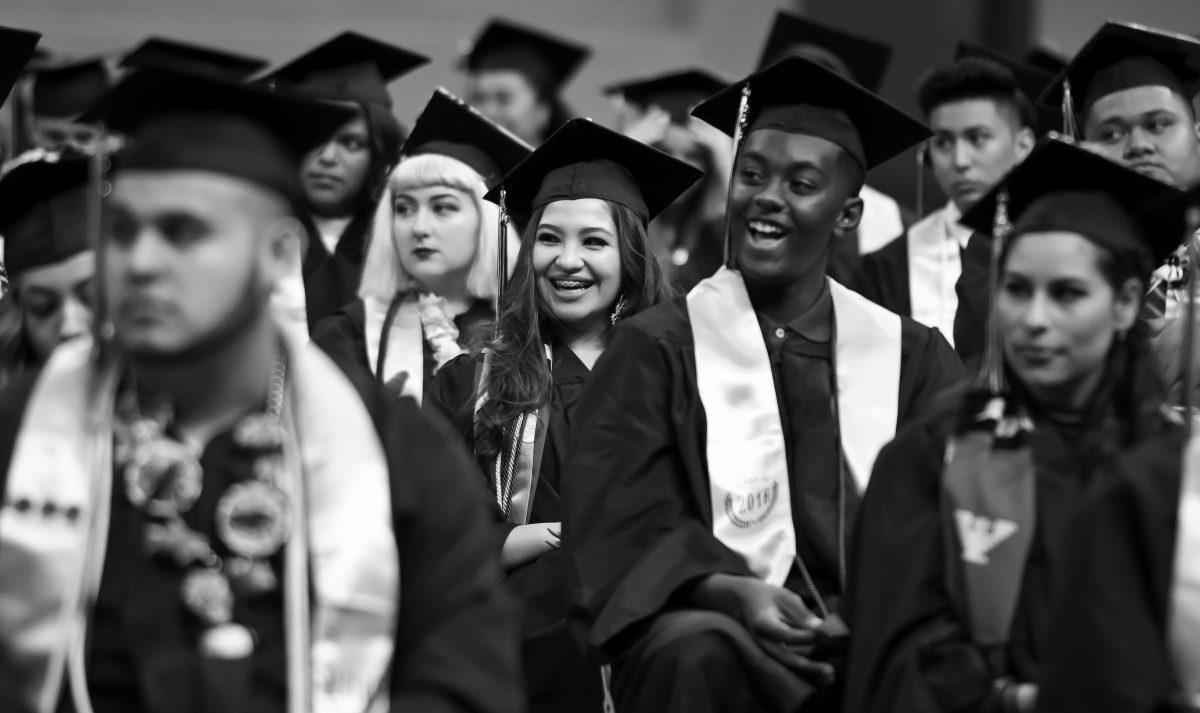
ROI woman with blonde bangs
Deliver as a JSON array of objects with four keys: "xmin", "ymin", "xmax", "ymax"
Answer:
[{"xmin": 312, "ymin": 89, "xmax": 529, "ymax": 406}]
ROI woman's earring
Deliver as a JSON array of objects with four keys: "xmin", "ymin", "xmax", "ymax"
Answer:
[{"xmin": 610, "ymin": 295, "xmax": 628, "ymax": 326}]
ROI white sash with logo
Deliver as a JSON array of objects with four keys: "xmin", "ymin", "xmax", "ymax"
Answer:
[
  {"xmin": 0, "ymin": 333, "xmax": 399, "ymax": 713},
  {"xmin": 688, "ymin": 267, "xmax": 901, "ymax": 584}
]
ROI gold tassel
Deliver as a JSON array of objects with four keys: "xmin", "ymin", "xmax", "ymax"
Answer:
[
  {"xmin": 494, "ymin": 187, "xmax": 509, "ymax": 339},
  {"xmin": 1060, "ymin": 79, "xmax": 1079, "ymax": 140},
  {"xmin": 722, "ymin": 84, "xmax": 752, "ymax": 267},
  {"xmin": 981, "ymin": 189, "xmax": 1012, "ymax": 394}
]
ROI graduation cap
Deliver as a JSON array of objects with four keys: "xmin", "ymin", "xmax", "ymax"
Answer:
[
  {"xmin": 1022, "ymin": 46, "xmax": 1068, "ymax": 76},
  {"xmin": 755, "ymin": 10, "xmax": 892, "ymax": 93},
  {"xmin": 0, "ymin": 25, "xmax": 40, "ymax": 106},
  {"xmin": 954, "ymin": 42, "xmax": 1061, "ymax": 134},
  {"xmin": 603, "ymin": 67, "xmax": 728, "ymax": 125},
  {"xmin": 692, "ymin": 55, "xmax": 931, "ymax": 172},
  {"xmin": 266, "ymin": 30, "xmax": 428, "ymax": 108},
  {"xmin": 31, "ymin": 56, "xmax": 112, "ymax": 119},
  {"xmin": 85, "ymin": 68, "xmax": 356, "ymax": 211},
  {"xmin": 484, "ymin": 118, "xmax": 704, "ymax": 222},
  {"xmin": 401, "ymin": 88, "xmax": 532, "ymax": 189},
  {"xmin": 1040, "ymin": 22, "xmax": 1200, "ymax": 134},
  {"xmin": 0, "ymin": 151, "xmax": 92, "ymax": 280},
  {"xmin": 120, "ymin": 36, "xmax": 268, "ymax": 81},
  {"xmin": 461, "ymin": 19, "xmax": 590, "ymax": 95},
  {"xmin": 961, "ymin": 136, "xmax": 1186, "ymax": 266}
]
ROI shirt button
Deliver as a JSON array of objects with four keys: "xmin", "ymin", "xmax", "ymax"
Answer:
[{"xmin": 774, "ymin": 328, "xmax": 786, "ymax": 339}]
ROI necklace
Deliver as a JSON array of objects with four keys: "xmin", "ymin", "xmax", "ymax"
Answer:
[{"xmin": 114, "ymin": 348, "xmax": 290, "ymax": 656}]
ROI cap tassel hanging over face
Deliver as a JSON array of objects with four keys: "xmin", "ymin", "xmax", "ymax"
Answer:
[
  {"xmin": 722, "ymin": 84, "xmax": 752, "ymax": 266},
  {"xmin": 981, "ymin": 189, "xmax": 1012, "ymax": 394}
]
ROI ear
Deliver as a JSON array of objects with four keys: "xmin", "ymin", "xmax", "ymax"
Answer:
[
  {"xmin": 260, "ymin": 215, "xmax": 305, "ymax": 286},
  {"xmin": 1113, "ymin": 276, "xmax": 1142, "ymax": 333},
  {"xmin": 836, "ymin": 195, "xmax": 864, "ymax": 232},
  {"xmin": 1014, "ymin": 126, "xmax": 1036, "ymax": 161}
]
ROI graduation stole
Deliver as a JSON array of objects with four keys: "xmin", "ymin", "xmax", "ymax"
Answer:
[
  {"xmin": 687, "ymin": 266, "xmax": 901, "ymax": 585},
  {"xmin": 471, "ymin": 348, "xmax": 548, "ymax": 525},
  {"xmin": 270, "ymin": 247, "xmax": 310, "ymax": 343},
  {"xmin": 940, "ymin": 395, "xmax": 1036, "ymax": 649},
  {"xmin": 0, "ymin": 334, "xmax": 400, "ymax": 713},
  {"xmin": 906, "ymin": 202, "xmax": 966, "ymax": 342},
  {"xmin": 364, "ymin": 291, "xmax": 466, "ymax": 405},
  {"xmin": 1169, "ymin": 428, "xmax": 1200, "ymax": 704}
]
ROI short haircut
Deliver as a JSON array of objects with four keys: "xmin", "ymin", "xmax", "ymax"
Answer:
[{"xmin": 916, "ymin": 57, "xmax": 1038, "ymax": 130}]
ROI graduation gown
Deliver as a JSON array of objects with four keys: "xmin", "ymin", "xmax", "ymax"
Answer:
[
  {"xmin": 310, "ymin": 297, "xmax": 493, "ymax": 406},
  {"xmin": 562, "ymin": 295, "xmax": 962, "ymax": 710},
  {"xmin": 300, "ymin": 213, "xmax": 371, "ymax": 330},
  {"xmin": 429, "ymin": 342, "xmax": 603, "ymax": 713},
  {"xmin": 0, "ymin": 366, "xmax": 522, "ymax": 713},
  {"xmin": 952, "ymin": 231, "xmax": 992, "ymax": 367},
  {"xmin": 843, "ymin": 409, "xmax": 1138, "ymax": 713},
  {"xmin": 1036, "ymin": 423, "xmax": 1185, "ymax": 713},
  {"xmin": 827, "ymin": 185, "xmax": 914, "ymax": 287}
]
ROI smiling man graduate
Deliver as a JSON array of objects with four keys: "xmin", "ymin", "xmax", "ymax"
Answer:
[
  {"xmin": 0, "ymin": 68, "xmax": 519, "ymax": 713},
  {"xmin": 561, "ymin": 56, "xmax": 963, "ymax": 713}
]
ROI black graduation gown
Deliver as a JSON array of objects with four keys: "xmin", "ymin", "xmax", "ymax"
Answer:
[
  {"xmin": 0, "ymin": 373, "xmax": 523, "ymax": 713},
  {"xmin": 300, "ymin": 214, "xmax": 371, "ymax": 331},
  {"xmin": 429, "ymin": 342, "xmax": 603, "ymax": 713},
  {"xmin": 1036, "ymin": 424, "xmax": 1185, "ymax": 713},
  {"xmin": 310, "ymin": 297, "xmax": 493, "ymax": 407},
  {"xmin": 562, "ymin": 296, "xmax": 962, "ymax": 709},
  {"xmin": 952, "ymin": 231, "xmax": 992, "ymax": 367},
  {"xmin": 852, "ymin": 232, "xmax": 911, "ymax": 316},
  {"xmin": 842, "ymin": 412, "xmax": 1130, "ymax": 713}
]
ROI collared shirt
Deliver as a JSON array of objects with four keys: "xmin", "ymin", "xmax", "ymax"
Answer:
[{"xmin": 909, "ymin": 201, "xmax": 972, "ymax": 346}]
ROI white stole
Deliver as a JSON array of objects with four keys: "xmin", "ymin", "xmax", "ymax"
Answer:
[
  {"xmin": 1170, "ymin": 431, "xmax": 1200, "ymax": 704},
  {"xmin": 270, "ymin": 245, "xmax": 310, "ymax": 344},
  {"xmin": 364, "ymin": 293, "xmax": 425, "ymax": 404},
  {"xmin": 688, "ymin": 267, "xmax": 901, "ymax": 584},
  {"xmin": 0, "ymin": 333, "xmax": 400, "ymax": 713},
  {"xmin": 857, "ymin": 184, "xmax": 906, "ymax": 255},
  {"xmin": 906, "ymin": 202, "xmax": 968, "ymax": 346}
]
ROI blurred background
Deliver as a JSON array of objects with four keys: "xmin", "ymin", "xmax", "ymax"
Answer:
[{"xmin": 3, "ymin": 0, "xmax": 1197, "ymax": 208}]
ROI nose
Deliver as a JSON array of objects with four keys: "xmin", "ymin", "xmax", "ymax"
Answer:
[
  {"xmin": 120, "ymin": 229, "xmax": 169, "ymax": 282},
  {"xmin": 554, "ymin": 241, "xmax": 584, "ymax": 272},
  {"xmin": 410, "ymin": 206, "xmax": 433, "ymax": 239},
  {"xmin": 1021, "ymin": 291, "xmax": 1050, "ymax": 334},
  {"xmin": 1125, "ymin": 126, "xmax": 1155, "ymax": 158},
  {"xmin": 952, "ymin": 139, "xmax": 972, "ymax": 171},
  {"xmin": 751, "ymin": 178, "xmax": 786, "ymax": 213},
  {"xmin": 58, "ymin": 295, "xmax": 91, "ymax": 343},
  {"xmin": 315, "ymin": 140, "xmax": 339, "ymax": 165}
]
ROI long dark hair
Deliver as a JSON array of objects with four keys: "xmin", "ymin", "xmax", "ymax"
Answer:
[{"xmin": 473, "ymin": 200, "xmax": 666, "ymax": 460}]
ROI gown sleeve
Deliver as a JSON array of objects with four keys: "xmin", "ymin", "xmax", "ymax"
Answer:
[
  {"xmin": 898, "ymin": 321, "xmax": 965, "ymax": 426},
  {"xmin": 562, "ymin": 316, "xmax": 756, "ymax": 659},
  {"xmin": 381, "ymin": 397, "xmax": 523, "ymax": 713},
  {"xmin": 843, "ymin": 423, "xmax": 1001, "ymax": 713},
  {"xmin": 1036, "ymin": 432, "xmax": 1181, "ymax": 713},
  {"xmin": 852, "ymin": 233, "xmax": 910, "ymax": 316},
  {"xmin": 311, "ymin": 302, "xmax": 380, "ymax": 408}
]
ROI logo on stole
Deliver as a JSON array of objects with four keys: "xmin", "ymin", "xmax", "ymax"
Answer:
[
  {"xmin": 725, "ymin": 481, "xmax": 779, "ymax": 528},
  {"xmin": 955, "ymin": 509, "xmax": 1018, "ymax": 565}
]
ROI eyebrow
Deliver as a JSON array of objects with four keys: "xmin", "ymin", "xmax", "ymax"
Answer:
[{"xmin": 741, "ymin": 149, "xmax": 826, "ymax": 174}]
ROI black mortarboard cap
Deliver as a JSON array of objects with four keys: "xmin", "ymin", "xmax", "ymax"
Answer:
[
  {"xmin": 1041, "ymin": 22, "xmax": 1200, "ymax": 120},
  {"xmin": 0, "ymin": 151, "xmax": 91, "ymax": 279},
  {"xmin": 961, "ymin": 136, "xmax": 1185, "ymax": 266},
  {"xmin": 266, "ymin": 30, "xmax": 428, "ymax": 108},
  {"xmin": 0, "ymin": 25, "xmax": 40, "ymax": 105},
  {"xmin": 755, "ymin": 11, "xmax": 892, "ymax": 92},
  {"xmin": 32, "ymin": 57, "xmax": 111, "ymax": 118},
  {"xmin": 603, "ymin": 67, "xmax": 728, "ymax": 125},
  {"xmin": 954, "ymin": 42, "xmax": 1061, "ymax": 133},
  {"xmin": 484, "ymin": 118, "xmax": 703, "ymax": 222},
  {"xmin": 121, "ymin": 36, "xmax": 268, "ymax": 81},
  {"xmin": 461, "ymin": 19, "xmax": 590, "ymax": 95},
  {"xmin": 401, "ymin": 88, "xmax": 532, "ymax": 189},
  {"xmin": 85, "ymin": 68, "xmax": 355, "ymax": 212},
  {"xmin": 1023, "ymin": 46, "xmax": 1068, "ymax": 76},
  {"xmin": 692, "ymin": 55, "xmax": 930, "ymax": 171}
]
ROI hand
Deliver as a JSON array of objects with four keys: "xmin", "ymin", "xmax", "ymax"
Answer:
[
  {"xmin": 621, "ymin": 105, "xmax": 671, "ymax": 146},
  {"xmin": 690, "ymin": 574, "xmax": 834, "ymax": 683},
  {"xmin": 501, "ymin": 522, "xmax": 561, "ymax": 569}
]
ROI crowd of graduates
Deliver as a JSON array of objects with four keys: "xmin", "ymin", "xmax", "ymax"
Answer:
[{"xmin": 2, "ymin": 8, "xmax": 1200, "ymax": 713}]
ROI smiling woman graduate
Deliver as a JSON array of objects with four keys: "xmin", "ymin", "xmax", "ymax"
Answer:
[
  {"xmin": 560, "ymin": 56, "xmax": 962, "ymax": 713},
  {"xmin": 842, "ymin": 137, "xmax": 1183, "ymax": 713}
]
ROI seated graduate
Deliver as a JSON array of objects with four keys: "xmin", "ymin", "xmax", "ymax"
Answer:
[
  {"xmin": 605, "ymin": 68, "xmax": 731, "ymax": 294},
  {"xmin": 753, "ymin": 9, "xmax": 909, "ymax": 282},
  {"xmin": 0, "ymin": 69, "xmax": 520, "ymax": 713},
  {"xmin": 843, "ymin": 137, "xmax": 1182, "ymax": 713},
  {"xmin": 263, "ymin": 32, "xmax": 428, "ymax": 332},
  {"xmin": 312, "ymin": 88, "xmax": 529, "ymax": 406},
  {"xmin": 0, "ymin": 152, "xmax": 94, "ymax": 388},
  {"xmin": 856, "ymin": 47, "xmax": 1044, "ymax": 352},
  {"xmin": 429, "ymin": 118, "xmax": 701, "ymax": 713},
  {"xmin": 561, "ymin": 56, "xmax": 963, "ymax": 713}
]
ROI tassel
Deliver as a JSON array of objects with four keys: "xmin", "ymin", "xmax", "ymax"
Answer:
[
  {"xmin": 1060, "ymin": 79, "xmax": 1078, "ymax": 140},
  {"xmin": 915, "ymin": 143, "xmax": 928, "ymax": 220},
  {"xmin": 980, "ymin": 189, "xmax": 1012, "ymax": 394},
  {"xmin": 1181, "ymin": 207, "xmax": 1200, "ymax": 421},
  {"xmin": 495, "ymin": 187, "xmax": 509, "ymax": 339},
  {"xmin": 721, "ymin": 84, "xmax": 752, "ymax": 267}
]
